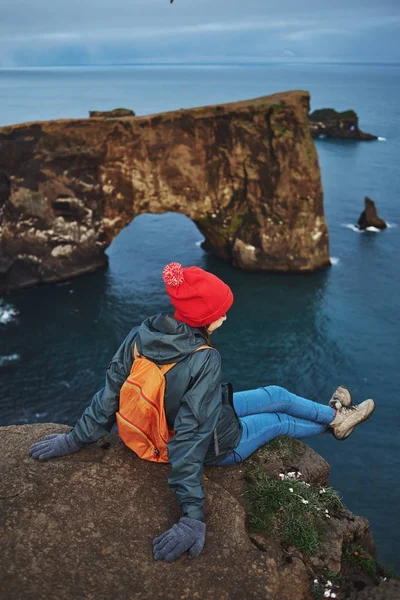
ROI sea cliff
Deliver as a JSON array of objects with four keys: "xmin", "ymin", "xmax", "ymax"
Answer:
[
  {"xmin": 0, "ymin": 91, "xmax": 329, "ymax": 294},
  {"xmin": 1, "ymin": 424, "xmax": 398, "ymax": 600}
]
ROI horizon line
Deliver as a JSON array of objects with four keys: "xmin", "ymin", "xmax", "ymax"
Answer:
[{"xmin": 1, "ymin": 59, "xmax": 400, "ymax": 70}]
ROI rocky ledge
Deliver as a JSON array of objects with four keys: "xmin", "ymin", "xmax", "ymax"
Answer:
[
  {"xmin": 0, "ymin": 91, "xmax": 329, "ymax": 294},
  {"xmin": 1, "ymin": 424, "xmax": 398, "ymax": 600},
  {"xmin": 309, "ymin": 109, "xmax": 377, "ymax": 141}
]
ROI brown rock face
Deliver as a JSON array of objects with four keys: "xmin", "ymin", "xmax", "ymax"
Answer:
[
  {"xmin": 1, "ymin": 425, "xmax": 394, "ymax": 600},
  {"xmin": 358, "ymin": 196, "xmax": 387, "ymax": 230},
  {"xmin": 0, "ymin": 91, "xmax": 330, "ymax": 294}
]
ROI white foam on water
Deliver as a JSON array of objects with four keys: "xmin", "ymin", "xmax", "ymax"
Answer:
[
  {"xmin": 387, "ymin": 222, "xmax": 397, "ymax": 228},
  {"xmin": 0, "ymin": 353, "xmax": 20, "ymax": 367},
  {"xmin": 378, "ymin": 137, "xmax": 386, "ymax": 141},
  {"xmin": 0, "ymin": 301, "xmax": 19, "ymax": 325},
  {"xmin": 341, "ymin": 223, "xmax": 362, "ymax": 233},
  {"xmin": 195, "ymin": 240, "xmax": 204, "ymax": 246},
  {"xmin": 330, "ymin": 257, "xmax": 340, "ymax": 266},
  {"xmin": 366, "ymin": 226, "xmax": 381, "ymax": 232}
]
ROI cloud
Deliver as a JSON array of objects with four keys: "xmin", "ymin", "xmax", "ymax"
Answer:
[{"xmin": 0, "ymin": 0, "xmax": 399, "ymax": 66}]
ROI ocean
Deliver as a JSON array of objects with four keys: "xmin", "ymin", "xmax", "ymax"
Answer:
[{"xmin": 0, "ymin": 62, "xmax": 399, "ymax": 570}]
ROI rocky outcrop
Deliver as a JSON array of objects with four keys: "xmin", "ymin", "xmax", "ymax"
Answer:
[
  {"xmin": 89, "ymin": 108, "xmax": 136, "ymax": 118},
  {"xmin": 1, "ymin": 424, "xmax": 397, "ymax": 600},
  {"xmin": 309, "ymin": 109, "xmax": 377, "ymax": 140},
  {"xmin": 358, "ymin": 197, "xmax": 387, "ymax": 230},
  {"xmin": 0, "ymin": 91, "xmax": 330, "ymax": 294}
]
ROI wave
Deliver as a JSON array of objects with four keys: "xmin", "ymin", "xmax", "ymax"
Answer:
[
  {"xmin": 0, "ymin": 300, "xmax": 19, "ymax": 325},
  {"xmin": 0, "ymin": 353, "xmax": 20, "ymax": 367},
  {"xmin": 341, "ymin": 223, "xmax": 385, "ymax": 234},
  {"xmin": 387, "ymin": 223, "xmax": 397, "ymax": 229},
  {"xmin": 195, "ymin": 240, "xmax": 204, "ymax": 247},
  {"xmin": 378, "ymin": 137, "xmax": 386, "ymax": 141},
  {"xmin": 341, "ymin": 223, "xmax": 362, "ymax": 232},
  {"xmin": 330, "ymin": 257, "xmax": 340, "ymax": 266}
]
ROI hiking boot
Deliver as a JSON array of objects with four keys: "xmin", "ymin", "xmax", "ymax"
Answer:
[
  {"xmin": 329, "ymin": 399, "xmax": 375, "ymax": 440},
  {"xmin": 329, "ymin": 385, "xmax": 353, "ymax": 410}
]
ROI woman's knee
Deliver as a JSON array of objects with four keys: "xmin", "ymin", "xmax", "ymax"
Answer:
[{"xmin": 262, "ymin": 385, "xmax": 290, "ymax": 409}]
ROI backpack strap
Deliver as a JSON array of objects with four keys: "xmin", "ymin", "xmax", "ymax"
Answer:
[
  {"xmin": 193, "ymin": 344, "xmax": 213, "ymax": 353},
  {"xmin": 132, "ymin": 343, "xmax": 214, "ymax": 375}
]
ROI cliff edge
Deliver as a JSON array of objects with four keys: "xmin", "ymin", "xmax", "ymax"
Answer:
[
  {"xmin": 0, "ymin": 91, "xmax": 329, "ymax": 294},
  {"xmin": 1, "ymin": 424, "xmax": 398, "ymax": 600}
]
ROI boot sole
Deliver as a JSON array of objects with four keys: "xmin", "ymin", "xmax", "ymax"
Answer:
[{"xmin": 333, "ymin": 400, "xmax": 375, "ymax": 440}]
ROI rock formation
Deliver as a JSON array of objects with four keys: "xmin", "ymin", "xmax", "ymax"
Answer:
[
  {"xmin": 89, "ymin": 108, "xmax": 136, "ymax": 118},
  {"xmin": 309, "ymin": 109, "xmax": 377, "ymax": 140},
  {"xmin": 0, "ymin": 91, "xmax": 330, "ymax": 294},
  {"xmin": 1, "ymin": 424, "xmax": 397, "ymax": 600},
  {"xmin": 358, "ymin": 197, "xmax": 387, "ymax": 230}
]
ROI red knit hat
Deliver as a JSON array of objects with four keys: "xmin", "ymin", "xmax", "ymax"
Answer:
[{"xmin": 162, "ymin": 262, "xmax": 234, "ymax": 327}]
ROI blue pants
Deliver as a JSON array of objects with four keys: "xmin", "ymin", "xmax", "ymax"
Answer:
[{"xmin": 217, "ymin": 385, "xmax": 335, "ymax": 466}]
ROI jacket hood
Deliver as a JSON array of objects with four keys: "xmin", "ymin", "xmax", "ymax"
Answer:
[{"xmin": 135, "ymin": 313, "xmax": 208, "ymax": 364}]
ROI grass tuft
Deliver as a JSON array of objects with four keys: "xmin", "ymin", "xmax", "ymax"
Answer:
[
  {"xmin": 343, "ymin": 544, "xmax": 377, "ymax": 577},
  {"xmin": 260, "ymin": 435, "xmax": 298, "ymax": 462},
  {"xmin": 247, "ymin": 470, "xmax": 343, "ymax": 556}
]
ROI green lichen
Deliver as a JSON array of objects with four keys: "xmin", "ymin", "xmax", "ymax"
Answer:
[
  {"xmin": 309, "ymin": 108, "xmax": 357, "ymax": 123},
  {"xmin": 275, "ymin": 124, "xmax": 290, "ymax": 139}
]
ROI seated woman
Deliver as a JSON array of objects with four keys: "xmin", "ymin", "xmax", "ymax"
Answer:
[{"xmin": 29, "ymin": 262, "xmax": 375, "ymax": 563}]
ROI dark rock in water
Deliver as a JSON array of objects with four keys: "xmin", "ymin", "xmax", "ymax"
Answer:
[
  {"xmin": 1, "ymin": 424, "xmax": 396, "ymax": 600},
  {"xmin": 89, "ymin": 108, "xmax": 135, "ymax": 118},
  {"xmin": 309, "ymin": 108, "xmax": 377, "ymax": 140},
  {"xmin": 358, "ymin": 197, "xmax": 387, "ymax": 230},
  {"xmin": 0, "ymin": 91, "xmax": 330, "ymax": 294}
]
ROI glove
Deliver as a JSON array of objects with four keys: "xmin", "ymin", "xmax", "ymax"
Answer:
[
  {"xmin": 28, "ymin": 433, "xmax": 83, "ymax": 460},
  {"xmin": 153, "ymin": 517, "xmax": 206, "ymax": 563}
]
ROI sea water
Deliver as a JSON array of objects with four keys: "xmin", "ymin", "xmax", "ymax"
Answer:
[{"xmin": 0, "ymin": 62, "xmax": 399, "ymax": 569}]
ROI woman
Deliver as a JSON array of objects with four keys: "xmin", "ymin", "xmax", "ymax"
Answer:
[{"xmin": 29, "ymin": 262, "xmax": 375, "ymax": 563}]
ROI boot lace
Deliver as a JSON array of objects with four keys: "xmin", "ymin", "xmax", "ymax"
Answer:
[{"xmin": 339, "ymin": 405, "xmax": 358, "ymax": 414}]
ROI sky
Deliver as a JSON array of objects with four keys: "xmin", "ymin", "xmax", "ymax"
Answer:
[{"xmin": 0, "ymin": 0, "xmax": 399, "ymax": 67}]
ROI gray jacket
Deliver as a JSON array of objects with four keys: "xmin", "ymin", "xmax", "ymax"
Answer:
[{"xmin": 70, "ymin": 314, "xmax": 242, "ymax": 520}]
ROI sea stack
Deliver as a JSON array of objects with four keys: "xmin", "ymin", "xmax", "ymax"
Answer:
[
  {"xmin": 308, "ymin": 109, "xmax": 377, "ymax": 140},
  {"xmin": 358, "ymin": 197, "xmax": 387, "ymax": 230}
]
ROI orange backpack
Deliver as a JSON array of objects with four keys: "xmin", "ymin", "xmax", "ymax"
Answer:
[{"xmin": 116, "ymin": 343, "xmax": 212, "ymax": 462}]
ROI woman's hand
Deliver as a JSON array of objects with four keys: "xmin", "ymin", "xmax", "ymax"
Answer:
[
  {"xmin": 153, "ymin": 517, "xmax": 206, "ymax": 562},
  {"xmin": 28, "ymin": 433, "xmax": 82, "ymax": 460}
]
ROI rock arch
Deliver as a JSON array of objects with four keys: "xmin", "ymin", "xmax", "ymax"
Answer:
[{"xmin": 0, "ymin": 91, "xmax": 329, "ymax": 294}]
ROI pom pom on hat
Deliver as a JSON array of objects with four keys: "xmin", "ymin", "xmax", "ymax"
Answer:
[
  {"xmin": 162, "ymin": 262, "xmax": 234, "ymax": 327},
  {"xmin": 162, "ymin": 262, "xmax": 185, "ymax": 287}
]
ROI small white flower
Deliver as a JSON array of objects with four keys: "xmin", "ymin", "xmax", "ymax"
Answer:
[
  {"xmin": 323, "ymin": 591, "xmax": 331, "ymax": 598},
  {"xmin": 325, "ymin": 509, "xmax": 329, "ymax": 513},
  {"xmin": 301, "ymin": 499, "xmax": 309, "ymax": 504},
  {"xmin": 289, "ymin": 487, "xmax": 294, "ymax": 492},
  {"xmin": 320, "ymin": 488, "xmax": 326, "ymax": 494},
  {"xmin": 279, "ymin": 473, "xmax": 285, "ymax": 480},
  {"xmin": 313, "ymin": 579, "xmax": 319, "ymax": 584},
  {"xmin": 305, "ymin": 483, "xmax": 311, "ymax": 487},
  {"xmin": 298, "ymin": 472, "xmax": 302, "ymax": 476},
  {"xmin": 331, "ymin": 594, "xmax": 336, "ymax": 598},
  {"xmin": 325, "ymin": 514, "xmax": 331, "ymax": 519},
  {"xmin": 326, "ymin": 581, "xmax": 333, "ymax": 587}
]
